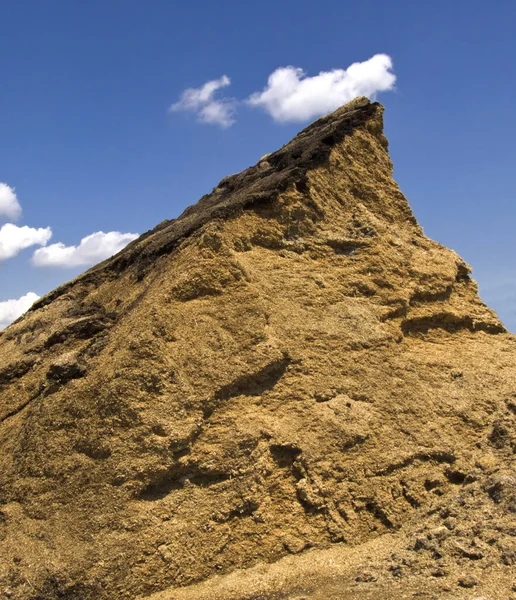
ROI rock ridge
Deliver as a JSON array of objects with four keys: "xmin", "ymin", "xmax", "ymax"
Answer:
[{"xmin": 0, "ymin": 98, "xmax": 514, "ymax": 600}]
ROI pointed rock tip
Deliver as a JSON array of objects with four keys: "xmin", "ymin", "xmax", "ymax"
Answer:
[
  {"xmin": 311, "ymin": 96, "xmax": 381, "ymax": 125},
  {"xmin": 28, "ymin": 97, "xmax": 386, "ymax": 312},
  {"xmin": 335, "ymin": 95, "xmax": 374, "ymax": 113}
]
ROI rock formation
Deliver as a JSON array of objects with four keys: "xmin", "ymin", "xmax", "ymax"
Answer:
[{"xmin": 0, "ymin": 97, "xmax": 515, "ymax": 599}]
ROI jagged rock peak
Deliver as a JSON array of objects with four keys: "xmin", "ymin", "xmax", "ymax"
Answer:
[
  {"xmin": 0, "ymin": 98, "xmax": 514, "ymax": 600},
  {"xmin": 30, "ymin": 97, "xmax": 405, "ymax": 310}
]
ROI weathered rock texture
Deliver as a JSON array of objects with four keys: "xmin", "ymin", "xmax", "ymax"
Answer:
[{"xmin": 0, "ymin": 97, "xmax": 515, "ymax": 600}]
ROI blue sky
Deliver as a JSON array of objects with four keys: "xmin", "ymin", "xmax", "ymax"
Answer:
[{"xmin": 1, "ymin": 0, "xmax": 515, "ymax": 330}]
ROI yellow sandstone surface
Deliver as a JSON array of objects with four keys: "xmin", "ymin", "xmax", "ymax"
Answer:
[{"xmin": 0, "ymin": 98, "xmax": 514, "ymax": 599}]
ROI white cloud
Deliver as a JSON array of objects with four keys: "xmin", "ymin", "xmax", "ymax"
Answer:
[
  {"xmin": 248, "ymin": 54, "xmax": 396, "ymax": 122},
  {"xmin": 32, "ymin": 230, "xmax": 138, "ymax": 267},
  {"xmin": 0, "ymin": 223, "xmax": 52, "ymax": 261},
  {"xmin": 170, "ymin": 75, "xmax": 236, "ymax": 128},
  {"xmin": 0, "ymin": 183, "xmax": 22, "ymax": 221},
  {"xmin": 0, "ymin": 292, "xmax": 40, "ymax": 330}
]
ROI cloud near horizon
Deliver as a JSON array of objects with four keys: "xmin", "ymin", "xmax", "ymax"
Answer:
[
  {"xmin": 0, "ymin": 223, "xmax": 52, "ymax": 261},
  {"xmin": 32, "ymin": 230, "xmax": 139, "ymax": 267},
  {"xmin": 248, "ymin": 54, "xmax": 396, "ymax": 122},
  {"xmin": 0, "ymin": 183, "xmax": 22, "ymax": 221},
  {"xmin": 0, "ymin": 292, "xmax": 40, "ymax": 330},
  {"xmin": 170, "ymin": 55, "xmax": 395, "ymax": 127},
  {"xmin": 170, "ymin": 75, "xmax": 237, "ymax": 128}
]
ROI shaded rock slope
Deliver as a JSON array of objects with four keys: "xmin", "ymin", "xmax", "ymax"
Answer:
[{"xmin": 0, "ymin": 97, "xmax": 515, "ymax": 600}]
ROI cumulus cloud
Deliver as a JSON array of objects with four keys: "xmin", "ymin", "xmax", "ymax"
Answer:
[
  {"xmin": 32, "ymin": 230, "xmax": 139, "ymax": 267},
  {"xmin": 0, "ymin": 292, "xmax": 40, "ymax": 330},
  {"xmin": 0, "ymin": 223, "xmax": 52, "ymax": 261},
  {"xmin": 170, "ymin": 75, "xmax": 236, "ymax": 128},
  {"xmin": 0, "ymin": 183, "xmax": 22, "ymax": 221},
  {"xmin": 248, "ymin": 54, "xmax": 396, "ymax": 122}
]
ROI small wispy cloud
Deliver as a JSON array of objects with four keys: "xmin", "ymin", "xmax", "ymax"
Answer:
[
  {"xmin": 0, "ymin": 183, "xmax": 22, "ymax": 221},
  {"xmin": 0, "ymin": 291, "xmax": 40, "ymax": 330},
  {"xmin": 248, "ymin": 54, "xmax": 396, "ymax": 122},
  {"xmin": 32, "ymin": 230, "xmax": 138, "ymax": 268},
  {"xmin": 0, "ymin": 223, "xmax": 52, "ymax": 261},
  {"xmin": 170, "ymin": 75, "xmax": 237, "ymax": 128}
]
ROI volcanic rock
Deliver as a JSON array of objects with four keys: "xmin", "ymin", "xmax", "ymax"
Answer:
[{"xmin": 0, "ymin": 97, "xmax": 515, "ymax": 599}]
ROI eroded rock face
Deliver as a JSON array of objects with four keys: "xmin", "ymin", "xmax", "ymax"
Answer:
[{"xmin": 0, "ymin": 97, "xmax": 514, "ymax": 600}]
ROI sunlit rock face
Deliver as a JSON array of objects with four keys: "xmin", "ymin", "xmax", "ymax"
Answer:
[{"xmin": 0, "ymin": 98, "xmax": 514, "ymax": 600}]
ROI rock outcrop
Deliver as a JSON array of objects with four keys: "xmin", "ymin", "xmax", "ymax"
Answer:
[{"xmin": 0, "ymin": 97, "xmax": 515, "ymax": 600}]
